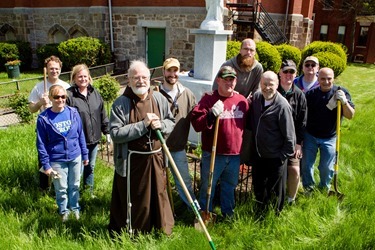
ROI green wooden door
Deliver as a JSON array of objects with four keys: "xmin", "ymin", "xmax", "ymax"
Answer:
[{"xmin": 147, "ymin": 28, "xmax": 166, "ymax": 68}]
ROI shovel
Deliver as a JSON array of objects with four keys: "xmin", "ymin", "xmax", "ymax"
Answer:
[
  {"xmin": 155, "ymin": 130, "xmax": 216, "ymax": 250},
  {"xmin": 328, "ymin": 100, "xmax": 344, "ymax": 200},
  {"xmin": 201, "ymin": 116, "xmax": 220, "ymax": 225}
]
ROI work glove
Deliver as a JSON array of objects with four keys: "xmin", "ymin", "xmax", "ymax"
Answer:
[
  {"xmin": 326, "ymin": 94, "xmax": 337, "ymax": 110},
  {"xmin": 336, "ymin": 89, "xmax": 347, "ymax": 105},
  {"xmin": 211, "ymin": 100, "xmax": 224, "ymax": 117},
  {"xmin": 106, "ymin": 134, "xmax": 111, "ymax": 145}
]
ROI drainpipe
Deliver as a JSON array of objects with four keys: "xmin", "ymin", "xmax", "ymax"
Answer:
[
  {"xmin": 284, "ymin": 0, "xmax": 290, "ymax": 34},
  {"xmin": 108, "ymin": 0, "xmax": 114, "ymax": 52}
]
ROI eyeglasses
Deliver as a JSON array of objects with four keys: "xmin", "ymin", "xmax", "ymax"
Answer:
[
  {"xmin": 282, "ymin": 69, "xmax": 296, "ymax": 74},
  {"xmin": 304, "ymin": 63, "xmax": 317, "ymax": 68},
  {"xmin": 52, "ymin": 95, "xmax": 66, "ymax": 100},
  {"xmin": 131, "ymin": 76, "xmax": 149, "ymax": 81}
]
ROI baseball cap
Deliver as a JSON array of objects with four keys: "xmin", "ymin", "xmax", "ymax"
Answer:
[
  {"xmin": 303, "ymin": 56, "xmax": 319, "ymax": 65},
  {"xmin": 218, "ymin": 66, "xmax": 237, "ymax": 78},
  {"xmin": 163, "ymin": 58, "xmax": 180, "ymax": 70},
  {"xmin": 281, "ymin": 60, "xmax": 297, "ymax": 71}
]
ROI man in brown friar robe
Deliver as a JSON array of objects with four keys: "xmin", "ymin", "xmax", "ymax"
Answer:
[{"xmin": 108, "ymin": 60, "xmax": 175, "ymax": 236}]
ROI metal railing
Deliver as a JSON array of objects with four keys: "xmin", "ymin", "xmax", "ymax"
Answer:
[
  {"xmin": 98, "ymin": 141, "xmax": 253, "ymax": 204},
  {"xmin": 254, "ymin": 2, "xmax": 288, "ymax": 44}
]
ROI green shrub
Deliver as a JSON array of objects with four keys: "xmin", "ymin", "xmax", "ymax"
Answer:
[
  {"xmin": 8, "ymin": 91, "xmax": 35, "ymax": 124},
  {"xmin": 36, "ymin": 43, "xmax": 60, "ymax": 68},
  {"xmin": 93, "ymin": 74, "xmax": 120, "ymax": 103},
  {"xmin": 313, "ymin": 51, "xmax": 346, "ymax": 77},
  {"xmin": 226, "ymin": 41, "xmax": 241, "ymax": 60},
  {"xmin": 6, "ymin": 41, "xmax": 33, "ymax": 70},
  {"xmin": 0, "ymin": 43, "xmax": 19, "ymax": 71},
  {"xmin": 275, "ymin": 44, "xmax": 301, "ymax": 67},
  {"xmin": 58, "ymin": 37, "xmax": 112, "ymax": 71},
  {"xmin": 256, "ymin": 41, "xmax": 282, "ymax": 73},
  {"xmin": 301, "ymin": 41, "xmax": 347, "ymax": 70}
]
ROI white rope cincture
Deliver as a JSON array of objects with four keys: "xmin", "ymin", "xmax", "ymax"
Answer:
[{"xmin": 126, "ymin": 147, "xmax": 162, "ymax": 235}]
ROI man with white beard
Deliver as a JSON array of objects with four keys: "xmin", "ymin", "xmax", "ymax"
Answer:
[{"xmin": 108, "ymin": 60, "xmax": 175, "ymax": 236}]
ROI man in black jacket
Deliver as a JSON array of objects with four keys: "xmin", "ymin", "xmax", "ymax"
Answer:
[
  {"xmin": 278, "ymin": 60, "xmax": 307, "ymax": 205},
  {"xmin": 249, "ymin": 71, "xmax": 295, "ymax": 215}
]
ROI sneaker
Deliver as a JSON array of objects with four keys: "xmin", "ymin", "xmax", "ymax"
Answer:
[
  {"xmin": 74, "ymin": 211, "xmax": 80, "ymax": 220},
  {"xmin": 61, "ymin": 213, "xmax": 69, "ymax": 222}
]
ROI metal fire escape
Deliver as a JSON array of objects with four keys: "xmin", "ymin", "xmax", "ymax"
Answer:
[{"xmin": 226, "ymin": 0, "xmax": 288, "ymax": 44}]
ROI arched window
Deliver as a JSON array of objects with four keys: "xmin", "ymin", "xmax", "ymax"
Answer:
[
  {"xmin": 68, "ymin": 24, "xmax": 89, "ymax": 38},
  {"xmin": 48, "ymin": 25, "xmax": 68, "ymax": 43},
  {"xmin": 0, "ymin": 24, "xmax": 16, "ymax": 41}
]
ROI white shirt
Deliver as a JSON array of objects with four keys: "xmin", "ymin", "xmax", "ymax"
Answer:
[{"xmin": 28, "ymin": 79, "xmax": 70, "ymax": 112}]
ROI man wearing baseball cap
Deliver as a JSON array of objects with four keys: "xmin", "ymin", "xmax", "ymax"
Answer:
[
  {"xmin": 191, "ymin": 65, "xmax": 249, "ymax": 218},
  {"xmin": 278, "ymin": 60, "xmax": 307, "ymax": 205},
  {"xmin": 159, "ymin": 58, "xmax": 199, "ymax": 211},
  {"xmin": 294, "ymin": 56, "xmax": 320, "ymax": 93}
]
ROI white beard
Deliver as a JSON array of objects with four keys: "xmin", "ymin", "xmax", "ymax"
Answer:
[{"xmin": 131, "ymin": 86, "xmax": 149, "ymax": 96}]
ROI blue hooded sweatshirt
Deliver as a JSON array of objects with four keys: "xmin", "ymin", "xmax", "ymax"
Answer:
[{"xmin": 36, "ymin": 106, "xmax": 89, "ymax": 171}]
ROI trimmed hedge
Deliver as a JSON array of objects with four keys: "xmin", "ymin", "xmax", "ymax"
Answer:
[
  {"xmin": 0, "ymin": 43, "xmax": 19, "ymax": 71},
  {"xmin": 301, "ymin": 41, "xmax": 347, "ymax": 76},
  {"xmin": 58, "ymin": 37, "xmax": 112, "ymax": 71},
  {"xmin": 312, "ymin": 51, "xmax": 346, "ymax": 77},
  {"xmin": 275, "ymin": 44, "xmax": 301, "ymax": 67},
  {"xmin": 93, "ymin": 74, "xmax": 120, "ymax": 103},
  {"xmin": 6, "ymin": 41, "xmax": 33, "ymax": 70},
  {"xmin": 36, "ymin": 43, "xmax": 60, "ymax": 68},
  {"xmin": 226, "ymin": 41, "xmax": 241, "ymax": 60},
  {"xmin": 256, "ymin": 41, "xmax": 282, "ymax": 73}
]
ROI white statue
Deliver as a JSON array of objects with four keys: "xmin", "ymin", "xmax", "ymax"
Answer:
[{"xmin": 200, "ymin": 0, "xmax": 224, "ymax": 30}]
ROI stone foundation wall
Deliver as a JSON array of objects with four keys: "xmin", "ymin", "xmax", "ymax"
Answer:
[
  {"xmin": 269, "ymin": 13, "xmax": 313, "ymax": 49},
  {"xmin": 0, "ymin": 7, "xmax": 206, "ymax": 70}
]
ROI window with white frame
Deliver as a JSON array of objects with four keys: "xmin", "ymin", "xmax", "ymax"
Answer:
[
  {"xmin": 320, "ymin": 25, "xmax": 329, "ymax": 41},
  {"xmin": 337, "ymin": 26, "xmax": 346, "ymax": 44}
]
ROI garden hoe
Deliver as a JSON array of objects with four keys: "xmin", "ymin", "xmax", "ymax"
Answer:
[
  {"xmin": 155, "ymin": 130, "xmax": 216, "ymax": 250},
  {"xmin": 328, "ymin": 100, "xmax": 344, "ymax": 200},
  {"xmin": 43, "ymin": 67, "xmax": 47, "ymax": 93},
  {"xmin": 201, "ymin": 116, "xmax": 220, "ymax": 226}
]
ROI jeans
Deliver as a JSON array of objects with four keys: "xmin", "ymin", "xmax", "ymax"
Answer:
[
  {"xmin": 302, "ymin": 131, "xmax": 336, "ymax": 190},
  {"xmin": 169, "ymin": 150, "xmax": 197, "ymax": 207},
  {"xmin": 51, "ymin": 155, "xmax": 82, "ymax": 215},
  {"xmin": 199, "ymin": 151, "xmax": 240, "ymax": 217},
  {"xmin": 83, "ymin": 143, "xmax": 98, "ymax": 191}
]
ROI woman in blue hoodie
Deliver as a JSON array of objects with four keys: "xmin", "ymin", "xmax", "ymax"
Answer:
[{"xmin": 37, "ymin": 84, "xmax": 89, "ymax": 222}]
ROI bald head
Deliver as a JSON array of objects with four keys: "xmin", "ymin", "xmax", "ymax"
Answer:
[
  {"xmin": 318, "ymin": 67, "xmax": 335, "ymax": 92},
  {"xmin": 241, "ymin": 38, "xmax": 256, "ymax": 48},
  {"xmin": 260, "ymin": 71, "xmax": 279, "ymax": 100}
]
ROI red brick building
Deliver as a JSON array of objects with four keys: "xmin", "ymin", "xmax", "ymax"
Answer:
[{"xmin": 312, "ymin": 0, "xmax": 375, "ymax": 63}]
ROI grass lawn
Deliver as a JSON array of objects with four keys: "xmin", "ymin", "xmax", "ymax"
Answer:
[{"xmin": 0, "ymin": 63, "xmax": 374, "ymax": 249}]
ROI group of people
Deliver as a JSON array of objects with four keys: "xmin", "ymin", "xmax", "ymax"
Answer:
[
  {"xmin": 28, "ymin": 37, "xmax": 355, "ymax": 237},
  {"xmin": 29, "ymin": 56, "xmax": 110, "ymax": 222}
]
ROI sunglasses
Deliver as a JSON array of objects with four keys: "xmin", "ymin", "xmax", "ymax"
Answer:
[
  {"xmin": 304, "ymin": 63, "xmax": 316, "ymax": 68},
  {"xmin": 52, "ymin": 95, "xmax": 66, "ymax": 100},
  {"xmin": 282, "ymin": 69, "xmax": 296, "ymax": 74}
]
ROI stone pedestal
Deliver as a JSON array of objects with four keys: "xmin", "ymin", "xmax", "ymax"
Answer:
[
  {"xmin": 180, "ymin": 29, "xmax": 232, "ymax": 145},
  {"xmin": 190, "ymin": 29, "xmax": 233, "ymax": 81},
  {"xmin": 179, "ymin": 72, "xmax": 214, "ymax": 144}
]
